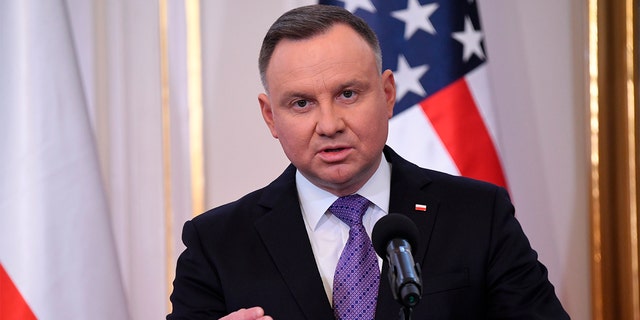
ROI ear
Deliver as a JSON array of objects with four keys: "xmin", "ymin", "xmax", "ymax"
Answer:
[
  {"xmin": 381, "ymin": 70, "xmax": 396, "ymax": 119},
  {"xmin": 258, "ymin": 93, "xmax": 279, "ymax": 139}
]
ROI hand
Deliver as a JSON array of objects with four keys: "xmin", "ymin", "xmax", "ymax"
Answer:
[{"xmin": 219, "ymin": 307, "xmax": 272, "ymax": 320}]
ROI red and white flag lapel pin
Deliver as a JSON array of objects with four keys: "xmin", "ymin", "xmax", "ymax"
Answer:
[{"xmin": 415, "ymin": 204, "xmax": 427, "ymax": 212}]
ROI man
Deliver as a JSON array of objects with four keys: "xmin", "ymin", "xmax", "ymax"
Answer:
[{"xmin": 168, "ymin": 5, "xmax": 569, "ymax": 320}]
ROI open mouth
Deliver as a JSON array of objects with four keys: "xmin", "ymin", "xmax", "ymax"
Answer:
[{"xmin": 318, "ymin": 146, "xmax": 351, "ymax": 162}]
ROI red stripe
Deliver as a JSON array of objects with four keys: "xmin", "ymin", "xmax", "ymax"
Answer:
[
  {"xmin": 0, "ymin": 264, "xmax": 37, "ymax": 320},
  {"xmin": 420, "ymin": 78, "xmax": 508, "ymax": 188}
]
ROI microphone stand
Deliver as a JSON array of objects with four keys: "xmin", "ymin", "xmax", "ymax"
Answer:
[
  {"xmin": 395, "ymin": 279, "xmax": 420, "ymax": 320},
  {"xmin": 398, "ymin": 306, "xmax": 413, "ymax": 320}
]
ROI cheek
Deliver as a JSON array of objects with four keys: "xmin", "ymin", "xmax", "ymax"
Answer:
[
  {"xmin": 273, "ymin": 118, "xmax": 310, "ymax": 151},
  {"xmin": 359, "ymin": 107, "xmax": 390, "ymax": 134},
  {"xmin": 358, "ymin": 114, "xmax": 389, "ymax": 148}
]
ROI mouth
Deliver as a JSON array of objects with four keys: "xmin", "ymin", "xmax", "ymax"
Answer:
[
  {"xmin": 318, "ymin": 146, "xmax": 352, "ymax": 162},
  {"xmin": 321, "ymin": 144, "xmax": 352, "ymax": 153},
  {"xmin": 323, "ymin": 147, "xmax": 347, "ymax": 153}
]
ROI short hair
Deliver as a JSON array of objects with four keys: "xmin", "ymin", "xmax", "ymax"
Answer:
[{"xmin": 258, "ymin": 4, "xmax": 382, "ymax": 91}]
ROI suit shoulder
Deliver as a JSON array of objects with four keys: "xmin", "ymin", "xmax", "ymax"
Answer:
[
  {"xmin": 191, "ymin": 187, "xmax": 265, "ymax": 227},
  {"xmin": 426, "ymin": 168, "xmax": 501, "ymax": 189},
  {"xmin": 386, "ymin": 146, "xmax": 507, "ymax": 197},
  {"xmin": 189, "ymin": 164, "xmax": 296, "ymax": 230},
  {"xmin": 418, "ymin": 167, "xmax": 511, "ymax": 204}
]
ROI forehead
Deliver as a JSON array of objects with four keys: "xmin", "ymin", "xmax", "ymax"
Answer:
[{"xmin": 265, "ymin": 24, "xmax": 379, "ymax": 90}]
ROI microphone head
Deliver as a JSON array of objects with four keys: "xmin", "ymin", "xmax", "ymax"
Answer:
[{"xmin": 372, "ymin": 214, "xmax": 420, "ymax": 258}]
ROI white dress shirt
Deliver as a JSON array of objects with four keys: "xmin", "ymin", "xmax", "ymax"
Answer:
[{"xmin": 296, "ymin": 157, "xmax": 391, "ymax": 304}]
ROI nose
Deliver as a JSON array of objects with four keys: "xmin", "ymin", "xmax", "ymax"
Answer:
[{"xmin": 315, "ymin": 102, "xmax": 345, "ymax": 137}]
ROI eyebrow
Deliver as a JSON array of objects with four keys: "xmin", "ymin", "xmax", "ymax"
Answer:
[
  {"xmin": 277, "ymin": 78, "xmax": 372, "ymax": 106},
  {"xmin": 339, "ymin": 79, "xmax": 370, "ymax": 91},
  {"xmin": 278, "ymin": 90, "xmax": 313, "ymax": 107}
]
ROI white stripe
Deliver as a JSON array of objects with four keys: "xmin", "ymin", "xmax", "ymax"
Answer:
[{"xmin": 388, "ymin": 105, "xmax": 461, "ymax": 175}]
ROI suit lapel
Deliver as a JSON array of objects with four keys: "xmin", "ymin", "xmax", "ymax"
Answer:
[
  {"xmin": 375, "ymin": 147, "xmax": 439, "ymax": 320},
  {"xmin": 254, "ymin": 165, "xmax": 335, "ymax": 320}
]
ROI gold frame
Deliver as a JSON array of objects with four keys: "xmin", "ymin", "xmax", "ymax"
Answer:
[
  {"xmin": 159, "ymin": 0, "xmax": 206, "ymax": 313},
  {"xmin": 185, "ymin": 0, "xmax": 205, "ymax": 217},
  {"xmin": 589, "ymin": 0, "xmax": 640, "ymax": 319},
  {"xmin": 158, "ymin": 0, "xmax": 174, "ymax": 313}
]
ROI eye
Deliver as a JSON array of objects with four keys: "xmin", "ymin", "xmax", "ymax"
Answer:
[
  {"xmin": 342, "ymin": 90, "xmax": 354, "ymax": 98},
  {"xmin": 294, "ymin": 100, "xmax": 308, "ymax": 108},
  {"xmin": 338, "ymin": 90, "xmax": 358, "ymax": 103}
]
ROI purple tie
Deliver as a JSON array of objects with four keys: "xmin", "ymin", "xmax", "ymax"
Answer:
[{"xmin": 331, "ymin": 194, "xmax": 380, "ymax": 320}]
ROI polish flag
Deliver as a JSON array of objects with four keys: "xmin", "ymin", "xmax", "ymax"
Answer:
[{"xmin": 0, "ymin": 1, "xmax": 129, "ymax": 318}]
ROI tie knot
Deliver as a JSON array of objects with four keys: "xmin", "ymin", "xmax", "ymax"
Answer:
[{"xmin": 330, "ymin": 194, "xmax": 370, "ymax": 227}]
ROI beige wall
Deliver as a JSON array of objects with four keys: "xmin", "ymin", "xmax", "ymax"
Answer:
[{"xmin": 478, "ymin": 1, "xmax": 590, "ymax": 319}]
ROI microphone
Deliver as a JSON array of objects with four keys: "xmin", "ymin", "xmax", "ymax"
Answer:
[{"xmin": 372, "ymin": 214, "xmax": 422, "ymax": 309}]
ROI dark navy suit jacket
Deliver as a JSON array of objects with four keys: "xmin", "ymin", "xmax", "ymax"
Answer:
[{"xmin": 168, "ymin": 146, "xmax": 569, "ymax": 319}]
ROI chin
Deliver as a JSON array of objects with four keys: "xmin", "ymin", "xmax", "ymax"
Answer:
[{"xmin": 320, "ymin": 172, "xmax": 361, "ymax": 191}]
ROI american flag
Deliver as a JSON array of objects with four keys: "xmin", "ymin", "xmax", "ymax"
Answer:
[{"xmin": 319, "ymin": 0, "xmax": 508, "ymax": 188}]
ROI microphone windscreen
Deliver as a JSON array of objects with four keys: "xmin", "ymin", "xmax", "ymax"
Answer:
[{"xmin": 371, "ymin": 214, "xmax": 420, "ymax": 258}]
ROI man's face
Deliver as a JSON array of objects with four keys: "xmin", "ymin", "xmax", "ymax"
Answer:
[{"xmin": 259, "ymin": 23, "xmax": 396, "ymax": 196}]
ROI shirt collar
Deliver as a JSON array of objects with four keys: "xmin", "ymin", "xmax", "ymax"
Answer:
[{"xmin": 296, "ymin": 156, "xmax": 391, "ymax": 231}]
